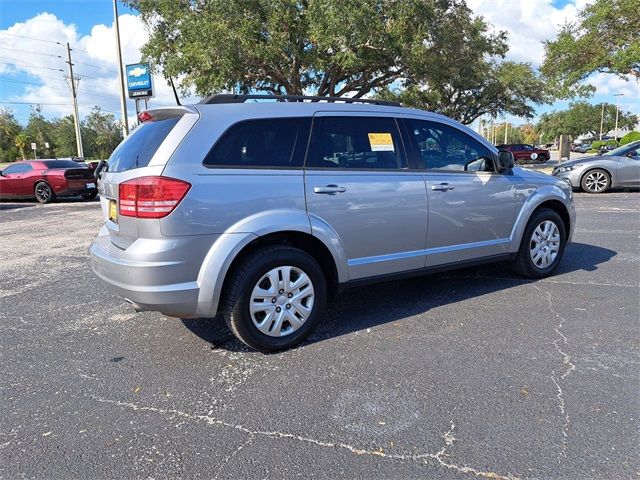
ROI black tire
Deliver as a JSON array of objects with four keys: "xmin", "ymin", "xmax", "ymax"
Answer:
[
  {"xmin": 537, "ymin": 153, "xmax": 548, "ymax": 163},
  {"xmin": 580, "ymin": 168, "xmax": 610, "ymax": 193},
  {"xmin": 34, "ymin": 182, "xmax": 55, "ymax": 204},
  {"xmin": 82, "ymin": 191, "xmax": 98, "ymax": 200},
  {"xmin": 512, "ymin": 208, "xmax": 567, "ymax": 279},
  {"xmin": 221, "ymin": 245, "xmax": 327, "ymax": 352}
]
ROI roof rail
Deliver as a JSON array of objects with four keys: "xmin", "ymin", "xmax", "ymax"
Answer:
[{"xmin": 199, "ymin": 94, "xmax": 401, "ymax": 107}]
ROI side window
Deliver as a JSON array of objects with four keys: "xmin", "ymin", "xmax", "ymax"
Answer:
[
  {"xmin": 306, "ymin": 116, "xmax": 407, "ymax": 170},
  {"xmin": 3, "ymin": 164, "xmax": 32, "ymax": 174},
  {"xmin": 204, "ymin": 117, "xmax": 311, "ymax": 168},
  {"xmin": 523, "ymin": 144, "xmax": 534, "ymax": 151},
  {"xmin": 406, "ymin": 119, "xmax": 494, "ymax": 172}
]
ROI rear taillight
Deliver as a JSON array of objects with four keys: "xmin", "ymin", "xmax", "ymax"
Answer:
[{"xmin": 119, "ymin": 176, "xmax": 190, "ymax": 219}]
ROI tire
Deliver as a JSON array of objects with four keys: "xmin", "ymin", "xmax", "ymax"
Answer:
[
  {"xmin": 221, "ymin": 245, "xmax": 327, "ymax": 352},
  {"xmin": 34, "ymin": 182, "xmax": 55, "ymax": 204},
  {"xmin": 512, "ymin": 208, "xmax": 566, "ymax": 279},
  {"xmin": 581, "ymin": 168, "xmax": 610, "ymax": 193},
  {"xmin": 537, "ymin": 154, "xmax": 548, "ymax": 163},
  {"xmin": 82, "ymin": 191, "xmax": 98, "ymax": 200}
]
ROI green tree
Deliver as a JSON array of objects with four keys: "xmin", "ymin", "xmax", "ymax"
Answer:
[
  {"xmin": 541, "ymin": 0, "xmax": 640, "ymax": 96},
  {"xmin": 14, "ymin": 132, "xmax": 31, "ymax": 160},
  {"xmin": 519, "ymin": 123, "xmax": 539, "ymax": 145},
  {"xmin": 0, "ymin": 109, "xmax": 22, "ymax": 162},
  {"xmin": 83, "ymin": 107, "xmax": 123, "ymax": 159},
  {"xmin": 128, "ymin": 0, "xmax": 550, "ymax": 124},
  {"xmin": 536, "ymin": 102, "xmax": 638, "ymax": 142},
  {"xmin": 379, "ymin": 61, "xmax": 548, "ymax": 124},
  {"xmin": 25, "ymin": 105, "xmax": 56, "ymax": 158},
  {"xmin": 51, "ymin": 116, "xmax": 78, "ymax": 158}
]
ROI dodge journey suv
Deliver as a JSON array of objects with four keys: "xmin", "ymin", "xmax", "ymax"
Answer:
[{"xmin": 90, "ymin": 95, "xmax": 575, "ymax": 352}]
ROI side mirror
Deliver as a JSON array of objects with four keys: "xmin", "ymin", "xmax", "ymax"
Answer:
[
  {"xmin": 626, "ymin": 150, "xmax": 637, "ymax": 157},
  {"xmin": 0, "ymin": 170, "xmax": 4, "ymax": 177},
  {"xmin": 497, "ymin": 150, "xmax": 514, "ymax": 172}
]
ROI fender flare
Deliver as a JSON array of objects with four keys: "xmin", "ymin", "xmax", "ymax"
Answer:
[
  {"xmin": 195, "ymin": 209, "xmax": 348, "ymax": 317},
  {"xmin": 508, "ymin": 185, "xmax": 574, "ymax": 251}
]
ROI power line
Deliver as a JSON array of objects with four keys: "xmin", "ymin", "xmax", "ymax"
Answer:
[
  {"xmin": 0, "ymin": 61, "xmax": 64, "ymax": 72},
  {"xmin": 0, "ymin": 101, "xmax": 119, "ymax": 114},
  {"xmin": 0, "ymin": 77, "xmax": 118, "ymax": 100},
  {"xmin": 0, "ymin": 32, "xmax": 62, "ymax": 45},
  {"xmin": 73, "ymin": 59, "xmax": 119, "ymax": 75},
  {"xmin": 1, "ymin": 46, "xmax": 63, "ymax": 59}
]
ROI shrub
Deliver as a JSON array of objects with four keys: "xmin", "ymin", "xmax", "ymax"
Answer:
[{"xmin": 620, "ymin": 131, "xmax": 640, "ymax": 146}]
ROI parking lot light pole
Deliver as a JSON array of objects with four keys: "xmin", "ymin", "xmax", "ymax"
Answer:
[
  {"xmin": 614, "ymin": 93, "xmax": 624, "ymax": 142},
  {"xmin": 599, "ymin": 103, "xmax": 605, "ymax": 140}
]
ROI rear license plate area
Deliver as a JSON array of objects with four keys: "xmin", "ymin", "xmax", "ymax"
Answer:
[{"xmin": 108, "ymin": 199, "xmax": 118, "ymax": 223}]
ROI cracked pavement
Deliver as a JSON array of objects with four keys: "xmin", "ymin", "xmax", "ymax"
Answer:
[{"xmin": 1, "ymin": 191, "xmax": 639, "ymax": 479}]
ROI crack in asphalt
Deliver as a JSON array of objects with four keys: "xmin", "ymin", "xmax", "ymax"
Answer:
[
  {"xmin": 538, "ymin": 286, "xmax": 576, "ymax": 459},
  {"xmin": 93, "ymin": 397, "xmax": 521, "ymax": 480}
]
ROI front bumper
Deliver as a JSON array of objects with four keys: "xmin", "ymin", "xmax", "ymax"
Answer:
[
  {"xmin": 89, "ymin": 229, "xmax": 218, "ymax": 318},
  {"xmin": 552, "ymin": 170, "xmax": 580, "ymax": 188}
]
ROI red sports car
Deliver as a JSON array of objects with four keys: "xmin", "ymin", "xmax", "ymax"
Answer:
[
  {"xmin": 0, "ymin": 160, "xmax": 98, "ymax": 203},
  {"xmin": 495, "ymin": 144, "xmax": 550, "ymax": 163}
]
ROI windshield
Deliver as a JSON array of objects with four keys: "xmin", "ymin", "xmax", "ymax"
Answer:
[{"xmin": 605, "ymin": 141, "xmax": 640, "ymax": 157}]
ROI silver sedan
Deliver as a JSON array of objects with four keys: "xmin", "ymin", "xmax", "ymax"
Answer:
[{"xmin": 552, "ymin": 140, "xmax": 640, "ymax": 193}]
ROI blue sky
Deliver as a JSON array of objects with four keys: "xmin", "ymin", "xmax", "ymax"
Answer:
[{"xmin": 1, "ymin": 0, "xmax": 638, "ymax": 130}]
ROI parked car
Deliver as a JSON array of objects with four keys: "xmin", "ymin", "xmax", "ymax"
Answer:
[
  {"xmin": 90, "ymin": 95, "xmax": 575, "ymax": 352},
  {"xmin": 495, "ymin": 143, "xmax": 550, "ymax": 163},
  {"xmin": 573, "ymin": 144, "xmax": 591, "ymax": 154},
  {"xmin": 552, "ymin": 140, "xmax": 640, "ymax": 193},
  {"xmin": 0, "ymin": 159, "xmax": 98, "ymax": 203}
]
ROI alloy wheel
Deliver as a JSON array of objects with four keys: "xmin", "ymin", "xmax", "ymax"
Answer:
[
  {"xmin": 584, "ymin": 171, "xmax": 608, "ymax": 192},
  {"xmin": 249, "ymin": 266, "xmax": 315, "ymax": 337},
  {"xmin": 529, "ymin": 220, "xmax": 560, "ymax": 269},
  {"xmin": 35, "ymin": 184, "xmax": 51, "ymax": 202}
]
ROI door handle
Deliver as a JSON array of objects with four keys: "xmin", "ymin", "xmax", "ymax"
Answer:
[
  {"xmin": 314, "ymin": 184, "xmax": 346, "ymax": 195},
  {"xmin": 431, "ymin": 183, "xmax": 455, "ymax": 191}
]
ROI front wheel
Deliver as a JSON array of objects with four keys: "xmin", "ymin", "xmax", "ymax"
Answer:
[
  {"xmin": 34, "ymin": 182, "xmax": 55, "ymax": 204},
  {"xmin": 512, "ymin": 208, "xmax": 566, "ymax": 278},
  {"xmin": 221, "ymin": 245, "xmax": 327, "ymax": 352},
  {"xmin": 581, "ymin": 169, "xmax": 610, "ymax": 193},
  {"xmin": 537, "ymin": 154, "xmax": 548, "ymax": 163}
]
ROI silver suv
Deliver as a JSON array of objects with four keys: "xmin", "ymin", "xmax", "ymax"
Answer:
[{"xmin": 90, "ymin": 95, "xmax": 575, "ymax": 352}]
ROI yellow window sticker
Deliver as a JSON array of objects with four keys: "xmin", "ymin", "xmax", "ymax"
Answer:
[{"xmin": 368, "ymin": 132, "xmax": 395, "ymax": 152}]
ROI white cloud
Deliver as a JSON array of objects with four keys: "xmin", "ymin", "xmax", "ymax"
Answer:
[
  {"xmin": 0, "ymin": 12, "xmax": 194, "ymax": 125},
  {"xmin": 466, "ymin": 0, "xmax": 586, "ymax": 66}
]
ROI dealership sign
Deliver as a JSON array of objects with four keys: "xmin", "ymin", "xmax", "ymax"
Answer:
[{"xmin": 126, "ymin": 63, "xmax": 153, "ymax": 99}]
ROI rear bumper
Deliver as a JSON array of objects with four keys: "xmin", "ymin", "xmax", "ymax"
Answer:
[{"xmin": 89, "ymin": 229, "xmax": 219, "ymax": 318}]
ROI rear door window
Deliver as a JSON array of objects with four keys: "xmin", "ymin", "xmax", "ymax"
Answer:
[
  {"xmin": 306, "ymin": 116, "xmax": 406, "ymax": 169},
  {"xmin": 204, "ymin": 118, "xmax": 311, "ymax": 168},
  {"xmin": 108, "ymin": 117, "xmax": 180, "ymax": 172}
]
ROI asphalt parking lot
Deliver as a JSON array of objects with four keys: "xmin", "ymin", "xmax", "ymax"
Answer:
[{"xmin": 1, "ymin": 191, "xmax": 638, "ymax": 479}]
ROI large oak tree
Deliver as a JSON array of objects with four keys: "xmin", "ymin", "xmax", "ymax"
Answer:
[{"xmin": 127, "ymin": 0, "xmax": 549, "ymax": 124}]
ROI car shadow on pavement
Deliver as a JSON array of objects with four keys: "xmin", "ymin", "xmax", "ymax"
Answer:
[{"xmin": 181, "ymin": 242, "xmax": 616, "ymax": 353}]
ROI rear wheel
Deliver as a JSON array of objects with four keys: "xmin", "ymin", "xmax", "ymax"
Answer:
[
  {"xmin": 221, "ymin": 245, "xmax": 327, "ymax": 352},
  {"xmin": 34, "ymin": 182, "xmax": 55, "ymax": 204},
  {"xmin": 81, "ymin": 191, "xmax": 98, "ymax": 200},
  {"xmin": 512, "ymin": 208, "xmax": 566, "ymax": 278},
  {"xmin": 581, "ymin": 169, "xmax": 610, "ymax": 193}
]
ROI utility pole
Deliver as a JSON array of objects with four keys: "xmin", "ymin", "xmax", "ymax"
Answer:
[
  {"xmin": 65, "ymin": 42, "xmax": 84, "ymax": 158},
  {"xmin": 599, "ymin": 103, "xmax": 605, "ymax": 140},
  {"xmin": 504, "ymin": 122, "xmax": 509, "ymax": 144},
  {"xmin": 114, "ymin": 0, "xmax": 129, "ymax": 136}
]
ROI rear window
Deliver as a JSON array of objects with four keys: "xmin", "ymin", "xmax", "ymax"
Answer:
[
  {"xmin": 42, "ymin": 160, "xmax": 84, "ymax": 169},
  {"xmin": 204, "ymin": 118, "xmax": 311, "ymax": 168},
  {"xmin": 108, "ymin": 117, "xmax": 180, "ymax": 172}
]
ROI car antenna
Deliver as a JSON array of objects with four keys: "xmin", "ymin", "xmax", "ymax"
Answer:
[{"xmin": 169, "ymin": 77, "xmax": 181, "ymax": 106}]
